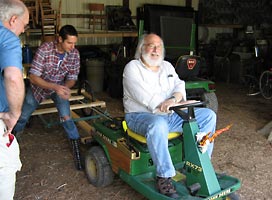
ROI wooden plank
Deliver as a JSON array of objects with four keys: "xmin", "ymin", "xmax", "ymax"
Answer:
[
  {"xmin": 62, "ymin": 14, "xmax": 91, "ymax": 18},
  {"xmin": 40, "ymin": 95, "xmax": 85, "ymax": 105},
  {"xmin": 61, "ymin": 13, "xmax": 136, "ymax": 20},
  {"xmin": 78, "ymin": 31, "xmax": 138, "ymax": 38},
  {"xmin": 32, "ymin": 101, "xmax": 106, "ymax": 115},
  {"xmin": 71, "ymin": 88, "xmax": 85, "ymax": 94},
  {"xmin": 25, "ymin": 29, "xmax": 138, "ymax": 38},
  {"xmin": 106, "ymin": 142, "xmax": 131, "ymax": 174}
]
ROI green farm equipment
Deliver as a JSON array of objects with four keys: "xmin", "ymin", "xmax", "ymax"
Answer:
[{"xmin": 84, "ymin": 101, "xmax": 240, "ymax": 199}]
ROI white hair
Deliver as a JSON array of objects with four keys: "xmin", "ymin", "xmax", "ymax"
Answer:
[
  {"xmin": 134, "ymin": 33, "xmax": 165, "ymax": 59},
  {"xmin": 0, "ymin": 0, "xmax": 27, "ymax": 22}
]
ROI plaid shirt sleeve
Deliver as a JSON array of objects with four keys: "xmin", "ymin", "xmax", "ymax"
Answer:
[{"xmin": 29, "ymin": 43, "xmax": 47, "ymax": 77}]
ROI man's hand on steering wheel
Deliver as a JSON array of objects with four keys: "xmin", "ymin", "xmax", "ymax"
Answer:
[{"xmin": 158, "ymin": 98, "xmax": 177, "ymax": 113}]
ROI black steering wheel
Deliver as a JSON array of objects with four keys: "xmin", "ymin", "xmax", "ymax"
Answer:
[{"xmin": 169, "ymin": 101, "xmax": 206, "ymax": 121}]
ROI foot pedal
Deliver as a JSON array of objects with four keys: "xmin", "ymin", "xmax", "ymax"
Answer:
[{"xmin": 188, "ymin": 182, "xmax": 201, "ymax": 195}]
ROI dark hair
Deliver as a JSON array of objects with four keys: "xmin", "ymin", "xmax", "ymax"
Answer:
[{"xmin": 59, "ymin": 25, "xmax": 78, "ymax": 40}]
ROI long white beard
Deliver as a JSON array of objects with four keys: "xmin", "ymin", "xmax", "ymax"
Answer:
[{"xmin": 142, "ymin": 53, "xmax": 163, "ymax": 67}]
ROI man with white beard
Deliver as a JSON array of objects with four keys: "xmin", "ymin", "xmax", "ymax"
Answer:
[{"xmin": 122, "ymin": 33, "xmax": 216, "ymax": 199}]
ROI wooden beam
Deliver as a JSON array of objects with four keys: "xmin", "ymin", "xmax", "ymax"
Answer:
[
  {"xmin": 78, "ymin": 31, "xmax": 137, "ymax": 38},
  {"xmin": 61, "ymin": 14, "xmax": 91, "ymax": 18},
  {"xmin": 40, "ymin": 95, "xmax": 85, "ymax": 105},
  {"xmin": 32, "ymin": 101, "xmax": 106, "ymax": 115}
]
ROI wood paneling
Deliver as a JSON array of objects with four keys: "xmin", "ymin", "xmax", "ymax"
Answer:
[{"xmin": 50, "ymin": 0, "xmax": 190, "ymax": 28}]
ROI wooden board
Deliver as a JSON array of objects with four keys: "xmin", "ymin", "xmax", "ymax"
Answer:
[{"xmin": 32, "ymin": 101, "xmax": 106, "ymax": 115}]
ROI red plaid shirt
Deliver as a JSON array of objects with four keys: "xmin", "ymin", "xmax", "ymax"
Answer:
[{"xmin": 29, "ymin": 41, "xmax": 80, "ymax": 103}]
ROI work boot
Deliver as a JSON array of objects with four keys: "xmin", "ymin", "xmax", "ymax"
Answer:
[
  {"xmin": 70, "ymin": 139, "xmax": 83, "ymax": 170},
  {"xmin": 156, "ymin": 177, "xmax": 179, "ymax": 199}
]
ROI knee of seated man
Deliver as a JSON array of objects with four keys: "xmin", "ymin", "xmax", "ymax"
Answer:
[
  {"xmin": 61, "ymin": 116, "xmax": 73, "ymax": 126},
  {"xmin": 147, "ymin": 117, "xmax": 169, "ymax": 135},
  {"xmin": 61, "ymin": 117, "xmax": 75, "ymax": 130},
  {"xmin": 199, "ymin": 108, "xmax": 216, "ymax": 120},
  {"xmin": 62, "ymin": 116, "xmax": 71, "ymax": 121},
  {"xmin": 207, "ymin": 108, "xmax": 216, "ymax": 122}
]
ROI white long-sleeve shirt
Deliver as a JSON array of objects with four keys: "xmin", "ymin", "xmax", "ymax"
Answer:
[{"xmin": 123, "ymin": 59, "xmax": 186, "ymax": 114}]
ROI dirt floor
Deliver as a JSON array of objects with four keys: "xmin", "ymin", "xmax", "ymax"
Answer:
[{"xmin": 14, "ymin": 82, "xmax": 272, "ymax": 200}]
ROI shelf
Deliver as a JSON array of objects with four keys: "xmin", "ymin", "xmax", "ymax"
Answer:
[
  {"xmin": 200, "ymin": 24, "xmax": 243, "ymax": 29},
  {"xmin": 78, "ymin": 31, "xmax": 138, "ymax": 38}
]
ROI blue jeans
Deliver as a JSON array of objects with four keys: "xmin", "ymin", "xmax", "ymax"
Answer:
[
  {"xmin": 13, "ymin": 87, "xmax": 79, "ymax": 139},
  {"xmin": 125, "ymin": 108, "xmax": 216, "ymax": 178}
]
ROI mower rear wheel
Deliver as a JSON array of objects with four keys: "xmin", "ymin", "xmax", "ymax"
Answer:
[
  {"xmin": 85, "ymin": 146, "xmax": 114, "ymax": 187},
  {"xmin": 201, "ymin": 92, "xmax": 218, "ymax": 113}
]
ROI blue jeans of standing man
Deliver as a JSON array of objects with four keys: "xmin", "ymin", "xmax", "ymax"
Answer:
[
  {"xmin": 125, "ymin": 108, "xmax": 216, "ymax": 178},
  {"xmin": 13, "ymin": 87, "xmax": 80, "ymax": 139}
]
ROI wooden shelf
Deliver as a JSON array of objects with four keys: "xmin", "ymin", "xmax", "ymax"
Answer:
[
  {"xmin": 200, "ymin": 24, "xmax": 244, "ymax": 29},
  {"xmin": 61, "ymin": 14, "xmax": 91, "ymax": 18},
  {"xmin": 78, "ymin": 31, "xmax": 138, "ymax": 38}
]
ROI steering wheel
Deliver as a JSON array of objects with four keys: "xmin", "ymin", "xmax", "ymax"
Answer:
[{"xmin": 169, "ymin": 101, "xmax": 206, "ymax": 120}]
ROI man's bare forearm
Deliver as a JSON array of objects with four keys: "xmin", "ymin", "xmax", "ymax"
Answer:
[
  {"xmin": 65, "ymin": 80, "xmax": 76, "ymax": 89},
  {"xmin": 4, "ymin": 67, "xmax": 25, "ymax": 119}
]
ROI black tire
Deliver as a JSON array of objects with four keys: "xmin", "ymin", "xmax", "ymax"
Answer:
[
  {"xmin": 241, "ymin": 75, "xmax": 260, "ymax": 96},
  {"xmin": 201, "ymin": 92, "xmax": 218, "ymax": 113},
  {"xmin": 225, "ymin": 192, "xmax": 240, "ymax": 200},
  {"xmin": 85, "ymin": 146, "xmax": 114, "ymax": 187},
  {"xmin": 259, "ymin": 70, "xmax": 272, "ymax": 100}
]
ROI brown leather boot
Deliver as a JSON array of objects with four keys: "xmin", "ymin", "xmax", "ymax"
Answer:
[{"xmin": 156, "ymin": 177, "xmax": 179, "ymax": 199}]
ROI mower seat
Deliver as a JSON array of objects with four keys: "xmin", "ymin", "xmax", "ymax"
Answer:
[
  {"xmin": 175, "ymin": 55, "xmax": 201, "ymax": 81},
  {"xmin": 122, "ymin": 121, "xmax": 181, "ymax": 144}
]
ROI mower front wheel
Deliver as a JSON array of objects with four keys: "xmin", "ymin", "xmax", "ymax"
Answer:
[{"xmin": 85, "ymin": 146, "xmax": 114, "ymax": 187}]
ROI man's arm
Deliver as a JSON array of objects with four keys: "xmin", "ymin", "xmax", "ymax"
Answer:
[
  {"xmin": 64, "ymin": 79, "xmax": 76, "ymax": 89},
  {"xmin": 3, "ymin": 67, "xmax": 25, "ymax": 132},
  {"xmin": 29, "ymin": 73, "xmax": 58, "ymax": 91},
  {"xmin": 29, "ymin": 74, "xmax": 73, "ymax": 100}
]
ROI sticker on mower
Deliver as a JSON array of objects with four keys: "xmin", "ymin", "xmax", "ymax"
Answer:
[
  {"xmin": 207, "ymin": 188, "xmax": 232, "ymax": 200},
  {"xmin": 187, "ymin": 58, "xmax": 197, "ymax": 70}
]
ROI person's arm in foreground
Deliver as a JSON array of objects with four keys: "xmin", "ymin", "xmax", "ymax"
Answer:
[{"xmin": 1, "ymin": 67, "xmax": 24, "ymax": 133}]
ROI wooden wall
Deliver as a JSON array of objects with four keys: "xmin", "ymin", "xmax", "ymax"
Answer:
[{"xmin": 23, "ymin": 0, "xmax": 199, "ymax": 46}]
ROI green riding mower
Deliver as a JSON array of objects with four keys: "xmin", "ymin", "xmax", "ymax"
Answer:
[{"xmin": 83, "ymin": 101, "xmax": 240, "ymax": 199}]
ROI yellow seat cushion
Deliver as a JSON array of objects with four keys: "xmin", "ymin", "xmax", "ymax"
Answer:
[{"xmin": 122, "ymin": 121, "xmax": 181, "ymax": 144}]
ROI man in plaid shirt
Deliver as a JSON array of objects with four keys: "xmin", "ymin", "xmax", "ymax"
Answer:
[{"xmin": 13, "ymin": 25, "xmax": 83, "ymax": 170}]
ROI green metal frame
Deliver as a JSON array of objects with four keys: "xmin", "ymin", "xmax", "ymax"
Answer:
[
  {"xmin": 185, "ymin": 80, "xmax": 215, "ymax": 92},
  {"xmin": 35, "ymin": 107, "xmax": 110, "ymax": 128}
]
